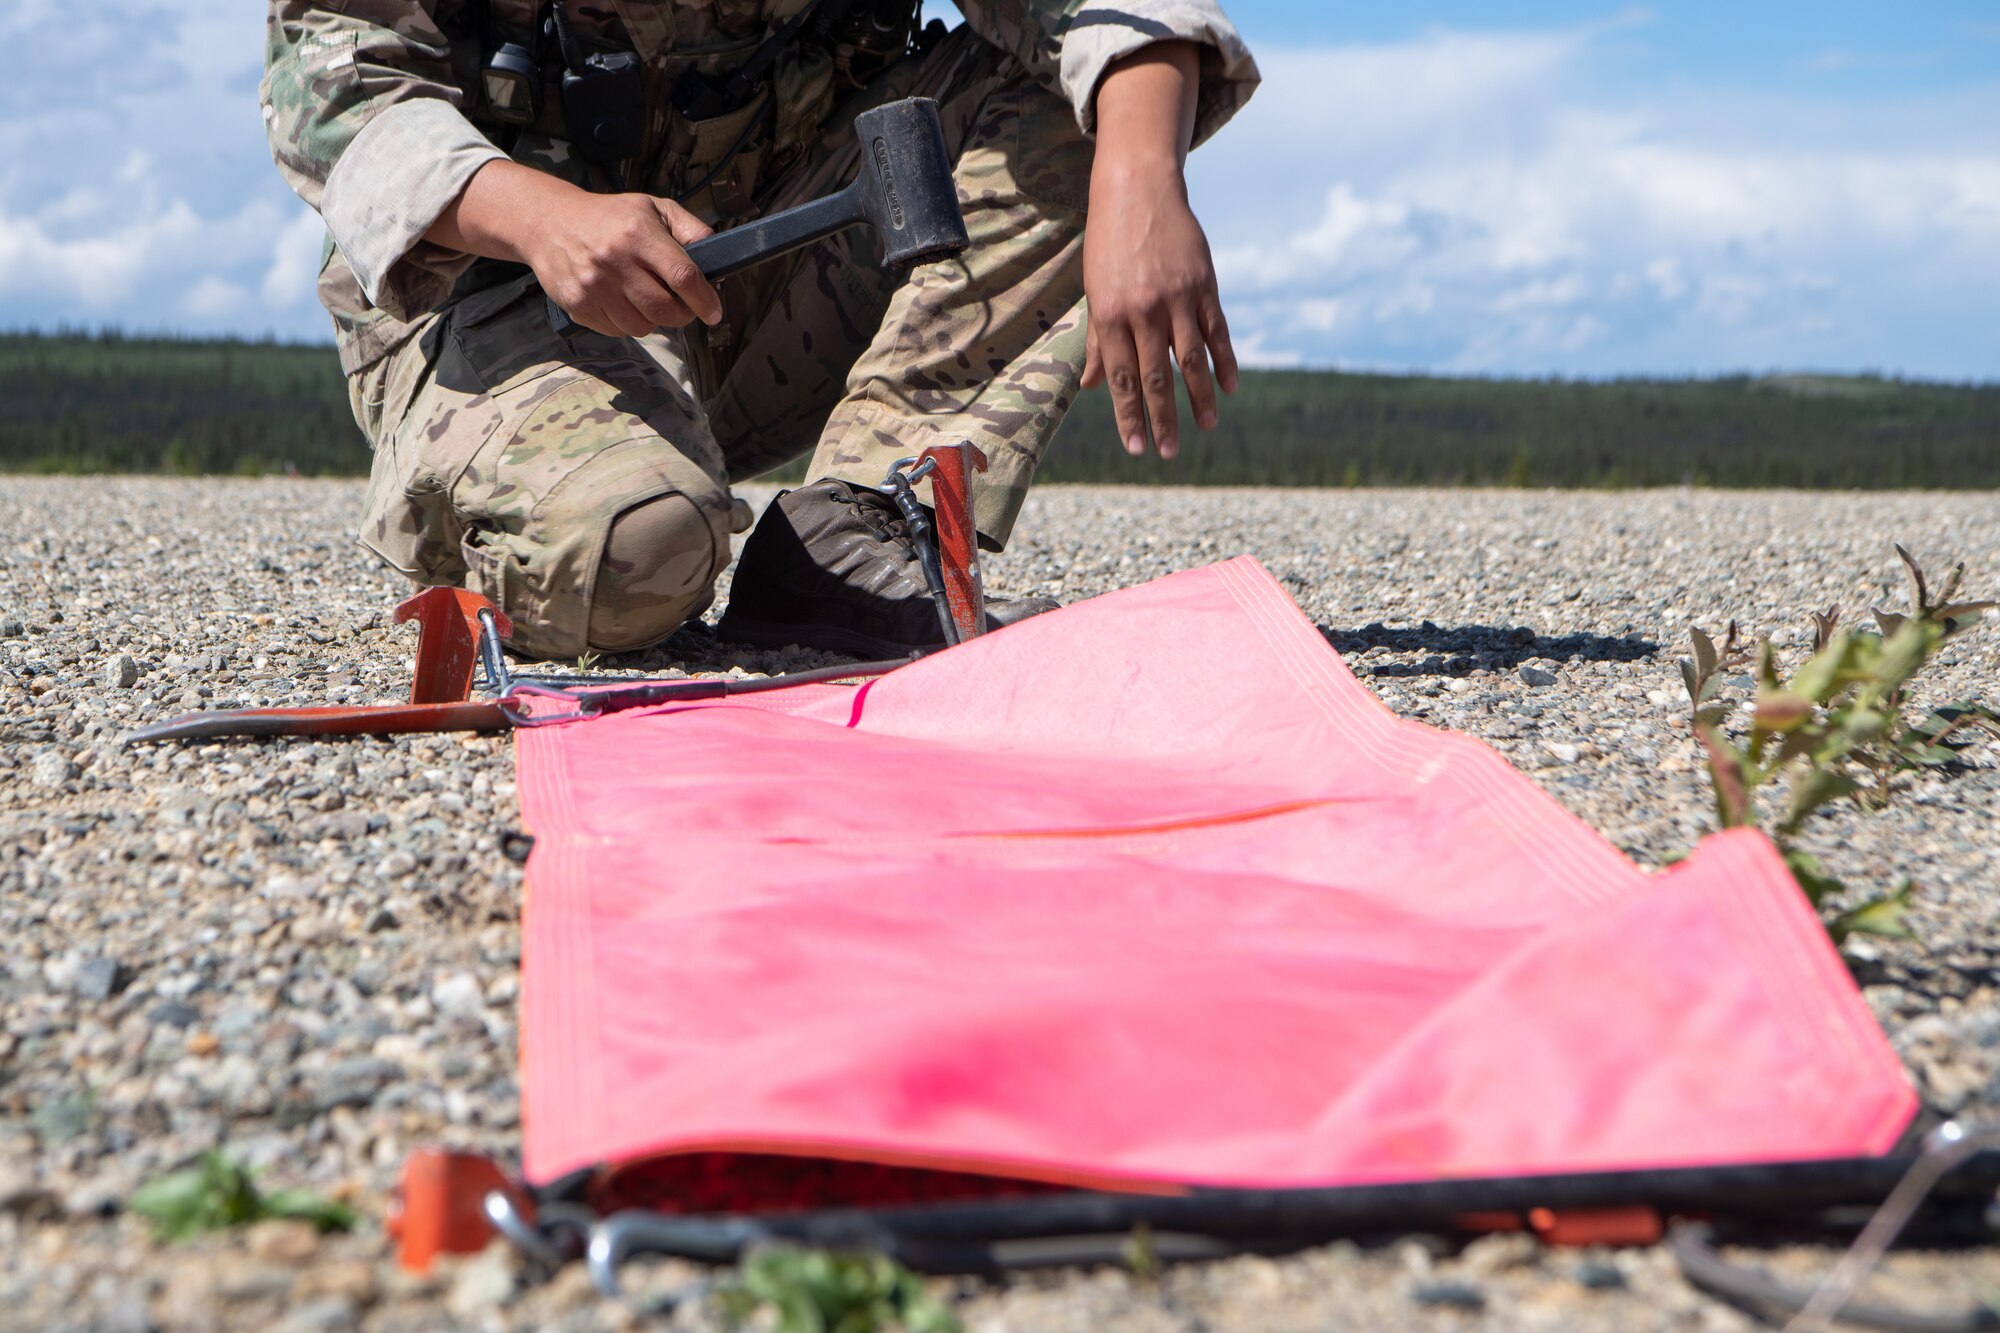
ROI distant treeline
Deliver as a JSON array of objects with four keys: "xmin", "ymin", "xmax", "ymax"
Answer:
[
  {"xmin": 3, "ymin": 331, "xmax": 1996, "ymax": 487},
  {"xmin": 0, "ymin": 331, "xmax": 360, "ymax": 476},
  {"xmin": 1038, "ymin": 370, "xmax": 2000, "ymax": 488}
]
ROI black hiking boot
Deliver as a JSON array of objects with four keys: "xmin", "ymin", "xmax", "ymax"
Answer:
[{"xmin": 716, "ymin": 478, "xmax": 1058, "ymax": 657}]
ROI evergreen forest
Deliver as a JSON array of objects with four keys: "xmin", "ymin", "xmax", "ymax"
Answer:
[{"xmin": 3, "ymin": 331, "xmax": 1995, "ymax": 488}]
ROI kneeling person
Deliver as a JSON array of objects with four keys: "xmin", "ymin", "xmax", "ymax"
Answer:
[{"xmin": 263, "ymin": 0, "xmax": 1258, "ymax": 659}]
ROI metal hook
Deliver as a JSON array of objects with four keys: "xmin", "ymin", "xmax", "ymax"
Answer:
[
  {"xmin": 587, "ymin": 1210, "xmax": 772, "ymax": 1298},
  {"xmin": 875, "ymin": 457, "xmax": 956, "ymax": 644},
  {"xmin": 498, "ymin": 682, "xmax": 607, "ymax": 728},
  {"xmin": 878, "ymin": 455, "xmax": 937, "ymax": 493},
  {"xmin": 476, "ymin": 607, "xmax": 513, "ymax": 694},
  {"xmin": 483, "ymin": 1189, "xmax": 567, "ymax": 1268},
  {"xmin": 1784, "ymin": 1120, "xmax": 2000, "ymax": 1332}
]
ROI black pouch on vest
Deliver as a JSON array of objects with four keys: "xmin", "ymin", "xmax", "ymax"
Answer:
[{"xmin": 561, "ymin": 51, "xmax": 646, "ymax": 165}]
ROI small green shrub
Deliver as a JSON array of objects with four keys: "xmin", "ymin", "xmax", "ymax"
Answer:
[
  {"xmin": 128, "ymin": 1151, "xmax": 356, "ymax": 1241},
  {"xmin": 715, "ymin": 1245, "xmax": 960, "ymax": 1333},
  {"xmin": 1683, "ymin": 546, "xmax": 1997, "ymax": 943}
]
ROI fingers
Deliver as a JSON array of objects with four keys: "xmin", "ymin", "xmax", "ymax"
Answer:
[
  {"xmin": 1203, "ymin": 293, "xmax": 1240, "ymax": 396},
  {"xmin": 648, "ymin": 198, "xmax": 723, "ymax": 326},
  {"xmin": 551, "ymin": 197, "xmax": 721, "ymax": 336},
  {"xmin": 581, "ymin": 284, "xmax": 661, "ymax": 340},
  {"xmin": 1097, "ymin": 322, "xmax": 1150, "ymax": 457},
  {"xmin": 629, "ymin": 212, "xmax": 722, "ymax": 328},
  {"xmin": 1134, "ymin": 319, "xmax": 1180, "ymax": 459},
  {"xmin": 653, "ymin": 197, "xmax": 714, "ymax": 248},
  {"xmin": 1088, "ymin": 288, "xmax": 1233, "ymax": 457},
  {"xmin": 624, "ymin": 280, "xmax": 698, "ymax": 332},
  {"xmin": 1174, "ymin": 309, "xmax": 1217, "ymax": 432}
]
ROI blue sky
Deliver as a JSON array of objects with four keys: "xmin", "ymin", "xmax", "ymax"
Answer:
[{"xmin": 1, "ymin": 2, "xmax": 1995, "ymax": 379}]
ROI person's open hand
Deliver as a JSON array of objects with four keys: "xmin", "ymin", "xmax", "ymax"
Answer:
[
  {"xmin": 1080, "ymin": 171, "xmax": 1237, "ymax": 459},
  {"xmin": 1080, "ymin": 40, "xmax": 1239, "ymax": 460}
]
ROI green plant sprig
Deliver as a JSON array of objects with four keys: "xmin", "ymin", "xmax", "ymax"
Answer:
[
  {"xmin": 128, "ymin": 1152, "xmax": 357, "ymax": 1241},
  {"xmin": 715, "ymin": 1245, "xmax": 961, "ymax": 1333},
  {"xmin": 1681, "ymin": 546, "xmax": 1998, "ymax": 943}
]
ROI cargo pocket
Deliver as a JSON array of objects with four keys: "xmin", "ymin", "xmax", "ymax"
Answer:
[
  {"xmin": 447, "ymin": 272, "xmax": 572, "ymax": 397},
  {"xmin": 359, "ymin": 276, "xmax": 569, "ymax": 584},
  {"xmin": 665, "ymin": 94, "xmax": 771, "ymax": 222},
  {"xmin": 353, "ymin": 327, "xmax": 457, "ymax": 582},
  {"xmin": 349, "ymin": 360, "xmax": 392, "ymax": 451},
  {"xmin": 459, "ymin": 533, "xmax": 528, "ymax": 636}
]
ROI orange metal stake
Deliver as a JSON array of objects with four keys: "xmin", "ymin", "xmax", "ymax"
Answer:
[
  {"xmin": 386, "ymin": 1149, "xmax": 516, "ymax": 1273},
  {"xmin": 916, "ymin": 442, "xmax": 988, "ymax": 644},
  {"xmin": 394, "ymin": 588, "xmax": 512, "ymax": 705}
]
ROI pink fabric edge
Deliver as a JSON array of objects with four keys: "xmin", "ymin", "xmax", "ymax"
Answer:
[{"xmin": 1663, "ymin": 830, "xmax": 1917, "ymax": 1157}]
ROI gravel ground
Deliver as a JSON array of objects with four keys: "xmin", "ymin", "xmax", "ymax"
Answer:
[{"xmin": 3, "ymin": 477, "xmax": 1998, "ymax": 1332}]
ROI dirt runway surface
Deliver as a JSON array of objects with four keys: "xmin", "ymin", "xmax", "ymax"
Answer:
[{"xmin": 3, "ymin": 477, "xmax": 1999, "ymax": 1330}]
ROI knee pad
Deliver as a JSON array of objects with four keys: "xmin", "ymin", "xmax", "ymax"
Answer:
[{"xmin": 588, "ymin": 492, "xmax": 725, "ymax": 651}]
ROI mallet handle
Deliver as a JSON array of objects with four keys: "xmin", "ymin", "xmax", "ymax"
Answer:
[{"xmin": 683, "ymin": 178, "xmax": 869, "ymax": 281}]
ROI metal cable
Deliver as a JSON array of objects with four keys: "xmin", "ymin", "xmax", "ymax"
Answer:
[
  {"xmin": 1672, "ymin": 1222, "xmax": 2000, "ymax": 1333},
  {"xmin": 1786, "ymin": 1122, "xmax": 2000, "ymax": 1333}
]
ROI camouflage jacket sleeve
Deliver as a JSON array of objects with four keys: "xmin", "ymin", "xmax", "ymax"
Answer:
[
  {"xmin": 953, "ymin": 0, "xmax": 1259, "ymax": 147},
  {"xmin": 262, "ymin": 2, "xmax": 506, "ymax": 321}
]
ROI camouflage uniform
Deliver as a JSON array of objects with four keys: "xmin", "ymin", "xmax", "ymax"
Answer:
[{"xmin": 263, "ymin": 0, "xmax": 1258, "ymax": 657}]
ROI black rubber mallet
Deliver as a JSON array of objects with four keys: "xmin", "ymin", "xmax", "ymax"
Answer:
[{"xmin": 547, "ymin": 96, "xmax": 968, "ymax": 333}]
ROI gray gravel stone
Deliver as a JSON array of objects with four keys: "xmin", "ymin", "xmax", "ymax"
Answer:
[
  {"xmin": 97, "ymin": 1294, "xmax": 153, "ymax": 1333},
  {"xmin": 1409, "ymin": 1278, "xmax": 1487, "ymax": 1309},
  {"xmin": 446, "ymin": 1246, "xmax": 517, "ymax": 1317},
  {"xmin": 31, "ymin": 1093, "xmax": 93, "ymax": 1145},
  {"xmin": 1458, "ymin": 1231, "xmax": 1539, "ymax": 1275},
  {"xmin": 376, "ymin": 849, "xmax": 418, "ymax": 879},
  {"xmin": 30, "ymin": 750, "xmax": 77, "ymax": 788},
  {"xmin": 0, "ymin": 1171, "xmax": 58, "ymax": 1221},
  {"xmin": 1519, "ymin": 664, "xmax": 1559, "ymax": 687},
  {"xmin": 276, "ymin": 1296, "xmax": 361, "ymax": 1333},
  {"xmin": 1572, "ymin": 1258, "xmax": 1628, "ymax": 1289},
  {"xmin": 432, "ymin": 971, "xmax": 485, "ymax": 1020},
  {"xmin": 102, "ymin": 652, "xmax": 140, "ymax": 688},
  {"xmin": 310, "ymin": 1057, "xmax": 405, "ymax": 1111},
  {"xmin": 215, "ymin": 1260, "xmax": 297, "ymax": 1302},
  {"xmin": 214, "ymin": 1001, "xmax": 264, "ymax": 1039},
  {"xmin": 73, "ymin": 956, "xmax": 130, "ymax": 1000}
]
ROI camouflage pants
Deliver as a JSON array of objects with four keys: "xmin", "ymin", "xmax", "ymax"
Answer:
[{"xmin": 346, "ymin": 26, "xmax": 1093, "ymax": 660}]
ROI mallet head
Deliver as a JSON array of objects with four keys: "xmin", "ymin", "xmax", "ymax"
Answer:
[
  {"xmin": 850, "ymin": 98, "xmax": 970, "ymax": 269},
  {"xmin": 547, "ymin": 97, "xmax": 973, "ymax": 335}
]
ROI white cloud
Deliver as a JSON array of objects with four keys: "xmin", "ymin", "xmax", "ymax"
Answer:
[
  {"xmin": 1643, "ymin": 257, "xmax": 1686, "ymax": 302},
  {"xmin": 0, "ymin": 0, "xmax": 326, "ymax": 339},
  {"xmin": 1492, "ymin": 276, "xmax": 1587, "ymax": 314},
  {"xmin": 1188, "ymin": 16, "xmax": 2000, "ymax": 376},
  {"xmin": 262, "ymin": 207, "xmax": 328, "ymax": 309},
  {"xmin": 1288, "ymin": 298, "xmax": 1343, "ymax": 333},
  {"xmin": 184, "ymin": 275, "xmax": 249, "ymax": 318},
  {"xmin": 0, "ymin": 200, "xmax": 201, "ymax": 307},
  {"xmin": 1230, "ymin": 329, "xmax": 1305, "ymax": 370},
  {"xmin": 0, "ymin": 150, "xmax": 293, "ymax": 319}
]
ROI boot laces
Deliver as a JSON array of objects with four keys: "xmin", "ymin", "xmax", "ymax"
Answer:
[{"xmin": 829, "ymin": 483, "xmax": 917, "ymax": 557}]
